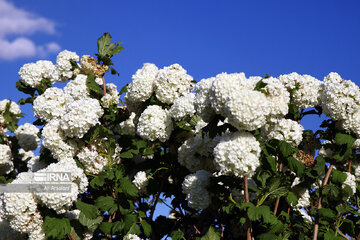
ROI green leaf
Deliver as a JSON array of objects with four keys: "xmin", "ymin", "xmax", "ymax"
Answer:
[
  {"xmin": 128, "ymin": 223, "xmax": 141, "ymax": 235},
  {"xmin": 318, "ymin": 208, "xmax": 336, "ymax": 219},
  {"xmin": 200, "ymin": 226, "xmax": 220, "ymax": 240},
  {"xmin": 171, "ymin": 230, "xmax": 185, "ymax": 240},
  {"xmin": 287, "ymin": 192, "xmax": 298, "ymax": 206},
  {"xmin": 124, "ymin": 214, "xmax": 138, "ymax": 232},
  {"xmin": 340, "ymin": 219, "xmax": 355, "ymax": 235},
  {"xmin": 265, "ymin": 155, "xmax": 277, "ymax": 172},
  {"xmin": 119, "ymin": 177, "xmax": 138, "ymax": 197},
  {"xmin": 97, "ymin": 32, "xmax": 124, "ymax": 58},
  {"xmin": 140, "ymin": 220, "xmax": 152, "ymax": 237},
  {"xmin": 335, "ymin": 133, "xmax": 355, "ymax": 146},
  {"xmin": 78, "ymin": 212, "xmax": 103, "ymax": 232},
  {"xmin": 254, "ymin": 80, "xmax": 268, "ymax": 92},
  {"xmin": 258, "ymin": 233, "xmax": 279, "ymax": 240},
  {"xmin": 279, "ymin": 141, "xmax": 293, "ymax": 157},
  {"xmin": 15, "ymin": 80, "xmax": 35, "ymax": 95},
  {"xmin": 119, "ymin": 84, "xmax": 128, "ymax": 94},
  {"xmin": 112, "ymin": 221, "xmax": 125, "ymax": 234},
  {"xmin": 287, "ymin": 156, "xmax": 305, "ymax": 177},
  {"xmin": 87, "ymin": 74, "xmax": 103, "ymax": 97},
  {"xmin": 43, "ymin": 217, "xmax": 71, "ymax": 239},
  {"xmin": 331, "ymin": 169, "xmax": 347, "ymax": 184},
  {"xmin": 75, "ymin": 200, "xmax": 99, "ymax": 219},
  {"xmin": 99, "ymin": 222, "xmax": 113, "ymax": 234},
  {"xmin": 95, "ymin": 196, "xmax": 118, "ymax": 213},
  {"xmin": 69, "ymin": 227, "xmax": 81, "ymax": 240}
]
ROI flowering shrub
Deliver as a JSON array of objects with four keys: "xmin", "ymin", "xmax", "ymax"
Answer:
[{"xmin": 0, "ymin": 33, "xmax": 359, "ymax": 240}]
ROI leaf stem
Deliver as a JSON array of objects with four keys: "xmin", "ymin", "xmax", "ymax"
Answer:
[
  {"xmin": 312, "ymin": 164, "xmax": 334, "ymax": 240},
  {"xmin": 103, "ymin": 75, "xmax": 106, "ymax": 96}
]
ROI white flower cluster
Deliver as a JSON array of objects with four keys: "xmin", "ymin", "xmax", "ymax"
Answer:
[
  {"xmin": 343, "ymin": 172, "xmax": 357, "ymax": 195},
  {"xmin": 60, "ymin": 97, "xmax": 103, "ymax": 138},
  {"xmin": 0, "ymin": 100, "xmax": 21, "ymax": 124},
  {"xmin": 182, "ymin": 170, "xmax": 212, "ymax": 209},
  {"xmin": 56, "ymin": 50, "xmax": 79, "ymax": 81},
  {"xmin": 101, "ymin": 83, "xmax": 120, "ymax": 108},
  {"xmin": 136, "ymin": 105, "xmax": 173, "ymax": 142},
  {"xmin": 194, "ymin": 77, "xmax": 216, "ymax": 122},
  {"xmin": 132, "ymin": 171, "xmax": 148, "ymax": 193},
  {"xmin": 354, "ymin": 162, "xmax": 360, "ymax": 179},
  {"xmin": 169, "ymin": 93, "xmax": 195, "ymax": 120},
  {"xmin": 120, "ymin": 112, "xmax": 137, "ymax": 136},
  {"xmin": 123, "ymin": 234, "xmax": 143, "ymax": 240},
  {"xmin": 3, "ymin": 172, "xmax": 45, "ymax": 238},
  {"xmin": 279, "ymin": 72, "xmax": 322, "ymax": 109},
  {"xmin": 154, "ymin": 64, "xmax": 194, "ymax": 104},
  {"xmin": 64, "ymin": 74, "xmax": 90, "ymax": 100},
  {"xmin": 0, "ymin": 144, "xmax": 13, "ymax": 175},
  {"xmin": 213, "ymin": 131, "xmax": 261, "ymax": 177},
  {"xmin": 14, "ymin": 123, "xmax": 40, "ymax": 151},
  {"xmin": 178, "ymin": 134, "xmax": 217, "ymax": 172},
  {"xmin": 76, "ymin": 143, "xmax": 109, "ymax": 174},
  {"xmin": 261, "ymin": 119, "xmax": 304, "ymax": 146},
  {"xmin": 125, "ymin": 63, "xmax": 158, "ymax": 104},
  {"xmin": 34, "ymin": 159, "xmax": 88, "ymax": 214},
  {"xmin": 18, "ymin": 60, "xmax": 59, "ymax": 88}
]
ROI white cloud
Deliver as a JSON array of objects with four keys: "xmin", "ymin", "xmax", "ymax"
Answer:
[{"xmin": 0, "ymin": 0, "xmax": 60, "ymax": 60}]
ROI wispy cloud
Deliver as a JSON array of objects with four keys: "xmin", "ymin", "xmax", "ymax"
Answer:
[{"xmin": 0, "ymin": 0, "xmax": 60, "ymax": 60}]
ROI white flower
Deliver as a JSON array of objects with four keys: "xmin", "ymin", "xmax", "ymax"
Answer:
[
  {"xmin": 182, "ymin": 170, "xmax": 212, "ymax": 209},
  {"xmin": 19, "ymin": 60, "xmax": 59, "ymax": 88},
  {"xmin": 125, "ymin": 63, "xmax": 158, "ymax": 104},
  {"xmin": 42, "ymin": 120, "xmax": 78, "ymax": 161},
  {"xmin": 298, "ymin": 208, "xmax": 313, "ymax": 223},
  {"xmin": 132, "ymin": 171, "xmax": 148, "ymax": 193},
  {"xmin": 33, "ymin": 87, "xmax": 71, "ymax": 122},
  {"xmin": 261, "ymin": 119, "xmax": 304, "ymax": 146},
  {"xmin": 120, "ymin": 112, "xmax": 137, "ymax": 136},
  {"xmin": 56, "ymin": 50, "xmax": 79, "ymax": 81},
  {"xmin": 14, "ymin": 123, "xmax": 40, "ymax": 151},
  {"xmin": 101, "ymin": 83, "xmax": 120, "ymax": 108},
  {"xmin": 224, "ymin": 90, "xmax": 270, "ymax": 131},
  {"xmin": 354, "ymin": 162, "xmax": 360, "ymax": 179},
  {"xmin": 169, "ymin": 93, "xmax": 196, "ymax": 120},
  {"xmin": 154, "ymin": 64, "xmax": 194, "ymax": 104},
  {"xmin": 343, "ymin": 172, "xmax": 356, "ymax": 195},
  {"xmin": 60, "ymin": 98, "xmax": 104, "ymax": 138},
  {"xmin": 340, "ymin": 107, "xmax": 360, "ymax": 137},
  {"xmin": 178, "ymin": 133, "xmax": 217, "ymax": 172},
  {"xmin": 213, "ymin": 131, "xmax": 261, "ymax": 177},
  {"xmin": 136, "ymin": 105, "xmax": 173, "ymax": 142},
  {"xmin": 123, "ymin": 234, "xmax": 143, "ymax": 240},
  {"xmin": 210, "ymin": 72, "xmax": 253, "ymax": 115},
  {"xmin": 77, "ymin": 144, "xmax": 109, "ymax": 174},
  {"xmin": 0, "ymin": 144, "xmax": 13, "ymax": 175},
  {"xmin": 278, "ymin": 72, "xmax": 321, "ymax": 109},
  {"xmin": 0, "ymin": 100, "xmax": 22, "ymax": 125},
  {"xmin": 262, "ymin": 77, "xmax": 290, "ymax": 122},
  {"xmin": 194, "ymin": 77, "xmax": 216, "ymax": 122},
  {"xmin": 34, "ymin": 159, "xmax": 88, "ymax": 214},
  {"xmin": 321, "ymin": 72, "xmax": 360, "ymax": 121},
  {"xmin": 64, "ymin": 74, "xmax": 90, "ymax": 100}
]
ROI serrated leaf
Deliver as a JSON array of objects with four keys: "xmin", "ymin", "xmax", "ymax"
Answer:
[
  {"xmin": 335, "ymin": 133, "xmax": 355, "ymax": 146},
  {"xmin": 87, "ymin": 75, "xmax": 103, "ymax": 97},
  {"xmin": 171, "ymin": 230, "xmax": 185, "ymax": 240},
  {"xmin": 200, "ymin": 226, "xmax": 220, "ymax": 240},
  {"xmin": 279, "ymin": 141, "xmax": 293, "ymax": 157},
  {"xmin": 78, "ymin": 212, "xmax": 103, "ymax": 232},
  {"xmin": 318, "ymin": 208, "xmax": 336, "ymax": 219},
  {"xmin": 120, "ymin": 84, "xmax": 128, "ymax": 94},
  {"xmin": 95, "ymin": 196, "xmax": 118, "ymax": 213},
  {"xmin": 287, "ymin": 156, "xmax": 305, "ymax": 177},
  {"xmin": 141, "ymin": 220, "xmax": 152, "ymax": 237},
  {"xmin": 331, "ymin": 169, "xmax": 347, "ymax": 184},
  {"xmin": 124, "ymin": 214, "xmax": 138, "ymax": 232},
  {"xmin": 43, "ymin": 217, "xmax": 71, "ymax": 239},
  {"xmin": 99, "ymin": 222, "xmax": 113, "ymax": 234},
  {"xmin": 112, "ymin": 221, "xmax": 125, "ymax": 234},
  {"xmin": 128, "ymin": 223, "xmax": 141, "ymax": 235},
  {"xmin": 75, "ymin": 200, "xmax": 99, "ymax": 219},
  {"xmin": 69, "ymin": 227, "xmax": 81, "ymax": 240},
  {"xmin": 119, "ymin": 177, "xmax": 138, "ymax": 197},
  {"xmin": 287, "ymin": 192, "xmax": 298, "ymax": 206}
]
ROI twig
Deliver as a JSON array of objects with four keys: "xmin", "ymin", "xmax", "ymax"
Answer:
[
  {"xmin": 69, "ymin": 233, "xmax": 76, "ymax": 240},
  {"xmin": 102, "ymin": 75, "xmax": 107, "ymax": 96},
  {"xmin": 313, "ymin": 164, "xmax": 334, "ymax": 240},
  {"xmin": 244, "ymin": 176, "xmax": 252, "ymax": 240},
  {"xmin": 337, "ymin": 229, "xmax": 351, "ymax": 240},
  {"xmin": 149, "ymin": 180, "xmax": 165, "ymax": 220},
  {"xmin": 274, "ymin": 163, "xmax": 283, "ymax": 216},
  {"xmin": 193, "ymin": 224, "xmax": 201, "ymax": 234},
  {"xmin": 348, "ymin": 159, "xmax": 352, "ymax": 173}
]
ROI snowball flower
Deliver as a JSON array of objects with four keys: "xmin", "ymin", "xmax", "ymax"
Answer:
[
  {"xmin": 120, "ymin": 112, "xmax": 137, "ymax": 136},
  {"xmin": 33, "ymin": 87, "xmax": 71, "ymax": 121},
  {"xmin": 76, "ymin": 144, "xmax": 109, "ymax": 174},
  {"xmin": 182, "ymin": 170, "xmax": 212, "ymax": 209},
  {"xmin": 136, "ymin": 105, "xmax": 173, "ymax": 142},
  {"xmin": 14, "ymin": 123, "xmax": 40, "ymax": 151},
  {"xmin": 169, "ymin": 93, "xmax": 196, "ymax": 120},
  {"xmin": 101, "ymin": 83, "xmax": 120, "ymax": 108},
  {"xmin": 56, "ymin": 50, "xmax": 79, "ymax": 81},
  {"xmin": 125, "ymin": 63, "xmax": 158, "ymax": 104},
  {"xmin": 132, "ymin": 171, "xmax": 148, "ymax": 193},
  {"xmin": 178, "ymin": 133, "xmax": 217, "ymax": 172},
  {"xmin": 154, "ymin": 64, "xmax": 194, "ymax": 104},
  {"xmin": 42, "ymin": 120, "xmax": 78, "ymax": 161},
  {"xmin": 64, "ymin": 74, "xmax": 90, "ymax": 100},
  {"xmin": 194, "ymin": 77, "xmax": 216, "ymax": 122},
  {"xmin": 224, "ymin": 89, "xmax": 270, "ymax": 131},
  {"xmin": 19, "ymin": 60, "xmax": 59, "ymax": 88},
  {"xmin": 124, "ymin": 234, "xmax": 143, "ymax": 240},
  {"xmin": 0, "ymin": 144, "xmax": 13, "ymax": 175},
  {"xmin": 261, "ymin": 119, "xmax": 304, "ymax": 146},
  {"xmin": 213, "ymin": 131, "xmax": 261, "ymax": 177},
  {"xmin": 343, "ymin": 172, "xmax": 356, "ymax": 195},
  {"xmin": 60, "ymin": 98, "xmax": 104, "ymax": 138}
]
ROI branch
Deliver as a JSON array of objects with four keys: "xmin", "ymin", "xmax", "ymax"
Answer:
[
  {"xmin": 274, "ymin": 162, "xmax": 283, "ymax": 216},
  {"xmin": 102, "ymin": 75, "xmax": 107, "ymax": 96},
  {"xmin": 244, "ymin": 176, "xmax": 252, "ymax": 240},
  {"xmin": 348, "ymin": 159, "xmax": 352, "ymax": 173},
  {"xmin": 149, "ymin": 180, "xmax": 165, "ymax": 220},
  {"xmin": 69, "ymin": 233, "xmax": 76, "ymax": 240},
  {"xmin": 313, "ymin": 164, "xmax": 334, "ymax": 240}
]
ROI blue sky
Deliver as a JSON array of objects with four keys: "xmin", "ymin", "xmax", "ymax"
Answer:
[{"xmin": 1, "ymin": 0, "xmax": 360, "ymax": 218}]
